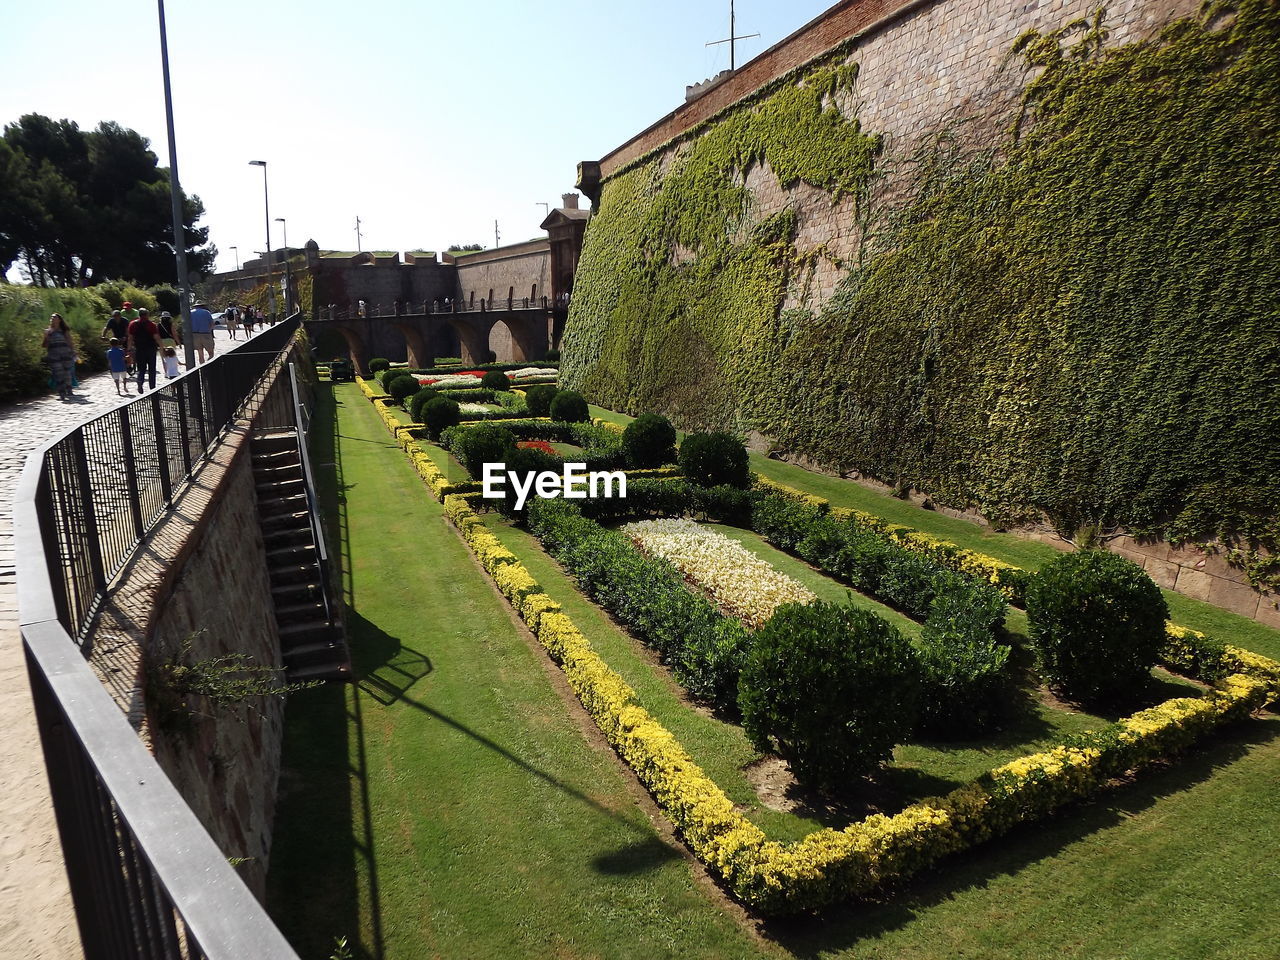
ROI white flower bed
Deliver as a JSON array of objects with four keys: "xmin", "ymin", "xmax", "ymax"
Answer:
[
  {"xmin": 620, "ymin": 518, "xmax": 815, "ymax": 628},
  {"xmin": 458, "ymin": 402, "xmax": 493, "ymax": 414},
  {"xmin": 421, "ymin": 374, "xmax": 483, "ymax": 389},
  {"xmin": 508, "ymin": 367, "xmax": 558, "ymax": 381}
]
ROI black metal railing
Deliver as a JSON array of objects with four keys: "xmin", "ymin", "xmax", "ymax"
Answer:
[
  {"xmin": 16, "ymin": 318, "xmax": 304, "ymax": 960},
  {"xmin": 37, "ymin": 316, "xmax": 300, "ymax": 641}
]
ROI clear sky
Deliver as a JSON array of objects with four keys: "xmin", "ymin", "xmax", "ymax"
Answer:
[{"xmin": 2, "ymin": 0, "xmax": 834, "ymax": 276}]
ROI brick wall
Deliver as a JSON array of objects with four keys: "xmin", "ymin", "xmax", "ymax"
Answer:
[{"xmin": 454, "ymin": 240, "xmax": 550, "ymax": 308}]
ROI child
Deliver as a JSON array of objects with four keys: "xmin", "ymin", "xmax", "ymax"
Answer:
[
  {"xmin": 163, "ymin": 346, "xmax": 180, "ymax": 380},
  {"xmin": 107, "ymin": 338, "xmax": 130, "ymax": 396}
]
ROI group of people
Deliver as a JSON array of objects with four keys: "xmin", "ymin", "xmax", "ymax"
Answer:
[
  {"xmin": 41, "ymin": 299, "xmax": 223, "ymax": 402},
  {"xmin": 221, "ymin": 303, "xmax": 265, "ymax": 339}
]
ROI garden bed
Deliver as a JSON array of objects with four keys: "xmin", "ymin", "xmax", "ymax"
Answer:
[{"xmin": 356, "ymin": 378, "xmax": 1280, "ymax": 916}]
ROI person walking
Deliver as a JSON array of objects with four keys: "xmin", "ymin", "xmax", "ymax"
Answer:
[
  {"xmin": 127, "ymin": 308, "xmax": 162, "ymax": 393},
  {"xmin": 241, "ymin": 305, "xmax": 255, "ymax": 336},
  {"xmin": 42, "ymin": 313, "xmax": 77, "ymax": 400},
  {"xmin": 188, "ymin": 301, "xmax": 216, "ymax": 364},
  {"xmin": 106, "ymin": 338, "xmax": 130, "ymax": 396},
  {"xmin": 157, "ymin": 310, "xmax": 182, "ymax": 361},
  {"xmin": 102, "ymin": 309, "xmax": 129, "ymax": 343},
  {"xmin": 225, "ymin": 303, "xmax": 241, "ymax": 340}
]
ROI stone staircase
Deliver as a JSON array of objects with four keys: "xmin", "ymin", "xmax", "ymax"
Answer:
[{"xmin": 252, "ymin": 430, "xmax": 350, "ymax": 682}]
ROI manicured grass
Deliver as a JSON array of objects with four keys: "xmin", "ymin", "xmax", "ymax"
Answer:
[
  {"xmin": 267, "ymin": 383, "xmax": 765, "ymax": 960},
  {"xmin": 588, "ymin": 403, "xmax": 1280, "ymax": 659}
]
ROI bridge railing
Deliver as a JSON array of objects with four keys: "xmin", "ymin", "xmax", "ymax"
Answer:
[
  {"xmin": 16, "ymin": 317, "xmax": 303, "ymax": 960},
  {"xmin": 319, "ymin": 294, "xmax": 570, "ymax": 321}
]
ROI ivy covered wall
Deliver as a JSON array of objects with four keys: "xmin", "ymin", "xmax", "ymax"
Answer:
[{"xmin": 562, "ymin": 1, "xmax": 1280, "ymax": 550}]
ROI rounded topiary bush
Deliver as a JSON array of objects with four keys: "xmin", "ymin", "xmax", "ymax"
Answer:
[
  {"xmin": 379, "ymin": 366, "xmax": 404, "ymax": 389},
  {"xmin": 456, "ymin": 424, "xmax": 516, "ymax": 480},
  {"xmin": 422, "ymin": 396, "xmax": 461, "ymax": 440},
  {"xmin": 387, "ymin": 373, "xmax": 421, "ymax": 404},
  {"xmin": 480, "ymin": 369, "xmax": 510, "ymax": 391},
  {"xmin": 524, "ymin": 383, "xmax": 558, "ymax": 417},
  {"xmin": 1027, "ymin": 550, "xmax": 1169, "ymax": 703},
  {"xmin": 622, "ymin": 413, "xmax": 677, "ymax": 469},
  {"xmin": 545, "ymin": 348, "xmax": 560, "ymax": 362},
  {"xmin": 409, "ymin": 387, "xmax": 439, "ymax": 423},
  {"xmin": 368, "ymin": 357, "xmax": 390, "ymax": 375},
  {"xmin": 738, "ymin": 602, "xmax": 920, "ymax": 791},
  {"xmin": 678, "ymin": 432, "xmax": 750, "ymax": 489},
  {"xmin": 549, "ymin": 389, "xmax": 589, "ymax": 423}
]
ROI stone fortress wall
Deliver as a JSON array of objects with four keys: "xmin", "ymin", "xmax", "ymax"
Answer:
[{"xmin": 569, "ymin": 0, "xmax": 1275, "ymax": 623}]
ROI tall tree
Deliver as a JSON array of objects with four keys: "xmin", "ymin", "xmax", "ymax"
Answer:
[{"xmin": 1, "ymin": 113, "xmax": 216, "ymax": 286}]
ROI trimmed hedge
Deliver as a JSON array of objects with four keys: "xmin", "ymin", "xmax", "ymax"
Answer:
[
  {"xmin": 524, "ymin": 383, "xmax": 559, "ymax": 416},
  {"xmin": 679, "ymin": 432, "xmax": 750, "ymax": 489},
  {"xmin": 740, "ymin": 602, "xmax": 921, "ymax": 789},
  {"xmin": 368, "ymin": 357, "xmax": 390, "ymax": 374},
  {"xmin": 1028, "ymin": 551, "xmax": 1170, "ymax": 703},
  {"xmin": 549, "ymin": 389, "xmax": 590, "ymax": 423},
  {"xmin": 422, "ymin": 396, "xmax": 461, "ymax": 440},
  {"xmin": 622, "ymin": 413, "xmax": 677, "ymax": 469}
]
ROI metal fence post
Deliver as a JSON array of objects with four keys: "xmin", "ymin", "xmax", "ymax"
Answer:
[
  {"xmin": 69, "ymin": 432, "xmax": 107, "ymax": 594},
  {"xmin": 117, "ymin": 406, "xmax": 145, "ymax": 543},
  {"xmin": 150, "ymin": 393, "xmax": 172, "ymax": 504}
]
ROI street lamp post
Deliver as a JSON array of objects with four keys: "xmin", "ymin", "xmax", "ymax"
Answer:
[
  {"xmin": 248, "ymin": 160, "xmax": 275, "ymax": 320},
  {"xmin": 156, "ymin": 0, "xmax": 196, "ymax": 370},
  {"xmin": 274, "ymin": 217, "xmax": 290, "ymax": 316}
]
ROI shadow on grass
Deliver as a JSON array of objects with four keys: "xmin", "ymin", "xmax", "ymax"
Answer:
[
  {"xmin": 592, "ymin": 836, "xmax": 682, "ymax": 875},
  {"xmin": 759, "ymin": 718, "xmax": 1277, "ymax": 958}
]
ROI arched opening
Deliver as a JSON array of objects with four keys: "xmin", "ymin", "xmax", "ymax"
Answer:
[
  {"xmin": 530, "ymin": 283, "xmax": 537, "ymax": 300},
  {"xmin": 507, "ymin": 286, "xmax": 514, "ymax": 306},
  {"xmin": 488, "ymin": 318, "xmax": 516, "ymax": 363},
  {"xmin": 469, "ymin": 290, "xmax": 474, "ymax": 308}
]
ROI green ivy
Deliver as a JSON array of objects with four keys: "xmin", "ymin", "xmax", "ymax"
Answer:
[{"xmin": 563, "ymin": 1, "xmax": 1280, "ymax": 564}]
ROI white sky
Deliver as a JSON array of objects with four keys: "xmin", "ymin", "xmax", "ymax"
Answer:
[{"xmin": 2, "ymin": 0, "xmax": 833, "ymax": 276}]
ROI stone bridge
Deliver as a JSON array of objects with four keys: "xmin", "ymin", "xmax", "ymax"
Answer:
[{"xmin": 305, "ymin": 302, "xmax": 557, "ymax": 373}]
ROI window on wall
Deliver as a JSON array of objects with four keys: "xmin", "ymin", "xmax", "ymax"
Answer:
[
  {"xmin": 469, "ymin": 290, "xmax": 474, "ymax": 306},
  {"xmin": 507, "ymin": 286, "xmax": 514, "ymax": 303},
  {"xmin": 488, "ymin": 288, "xmax": 493, "ymax": 303},
  {"xmin": 531, "ymin": 283, "xmax": 537, "ymax": 299}
]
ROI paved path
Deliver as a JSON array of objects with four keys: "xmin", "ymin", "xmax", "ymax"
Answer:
[{"xmin": 0, "ymin": 334, "xmax": 234, "ymax": 960}]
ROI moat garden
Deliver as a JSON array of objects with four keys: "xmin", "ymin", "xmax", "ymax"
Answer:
[{"xmin": 264, "ymin": 367, "xmax": 1280, "ymax": 960}]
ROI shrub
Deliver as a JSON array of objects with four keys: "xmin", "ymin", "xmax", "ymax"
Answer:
[
  {"xmin": 422, "ymin": 396, "xmax": 461, "ymax": 440},
  {"xmin": 1027, "ymin": 550, "xmax": 1169, "ymax": 703},
  {"xmin": 916, "ymin": 573, "xmax": 1012, "ymax": 737},
  {"xmin": 524, "ymin": 383, "xmax": 559, "ymax": 416},
  {"xmin": 368, "ymin": 357, "xmax": 390, "ymax": 375},
  {"xmin": 379, "ymin": 366, "xmax": 404, "ymax": 389},
  {"xmin": 387, "ymin": 373, "xmax": 421, "ymax": 404},
  {"xmin": 545, "ymin": 348, "xmax": 561, "ymax": 361},
  {"xmin": 622, "ymin": 413, "xmax": 677, "ymax": 468},
  {"xmin": 678, "ymin": 432, "xmax": 750, "ymax": 489},
  {"xmin": 739, "ymin": 602, "xmax": 920, "ymax": 790},
  {"xmin": 480, "ymin": 369, "xmax": 510, "ymax": 391},
  {"xmin": 408, "ymin": 387, "xmax": 440, "ymax": 423},
  {"xmin": 549, "ymin": 389, "xmax": 589, "ymax": 423},
  {"xmin": 453, "ymin": 424, "xmax": 516, "ymax": 480}
]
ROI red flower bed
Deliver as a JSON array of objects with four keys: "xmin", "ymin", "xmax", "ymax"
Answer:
[{"xmin": 517, "ymin": 439, "xmax": 557, "ymax": 456}]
